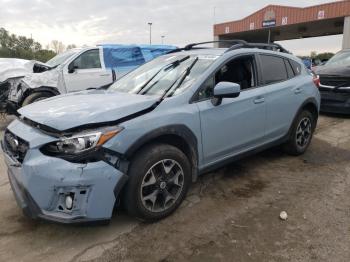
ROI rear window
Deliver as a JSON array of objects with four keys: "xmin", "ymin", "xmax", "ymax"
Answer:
[
  {"xmin": 284, "ymin": 59, "xmax": 295, "ymax": 78},
  {"xmin": 260, "ymin": 55, "xmax": 288, "ymax": 85},
  {"xmin": 290, "ymin": 60, "xmax": 302, "ymax": 76}
]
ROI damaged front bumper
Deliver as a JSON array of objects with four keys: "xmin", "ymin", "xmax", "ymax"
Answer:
[{"xmin": 2, "ymin": 119, "xmax": 128, "ymax": 224}]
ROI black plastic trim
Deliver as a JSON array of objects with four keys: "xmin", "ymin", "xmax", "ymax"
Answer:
[
  {"xmin": 199, "ymin": 133, "xmax": 289, "ymax": 175},
  {"xmin": 125, "ymin": 124, "xmax": 199, "ymax": 181}
]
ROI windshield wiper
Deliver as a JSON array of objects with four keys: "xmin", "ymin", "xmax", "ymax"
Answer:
[
  {"xmin": 159, "ymin": 57, "xmax": 199, "ymax": 100},
  {"xmin": 136, "ymin": 56, "xmax": 190, "ymax": 94}
]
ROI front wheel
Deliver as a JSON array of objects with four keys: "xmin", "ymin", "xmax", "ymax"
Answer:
[
  {"xmin": 283, "ymin": 110, "xmax": 316, "ymax": 156},
  {"xmin": 123, "ymin": 143, "xmax": 191, "ymax": 221}
]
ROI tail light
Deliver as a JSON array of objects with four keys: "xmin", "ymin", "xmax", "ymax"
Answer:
[{"xmin": 311, "ymin": 72, "xmax": 320, "ymax": 88}]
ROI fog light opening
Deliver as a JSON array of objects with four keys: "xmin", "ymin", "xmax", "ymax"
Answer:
[{"xmin": 65, "ymin": 194, "xmax": 74, "ymax": 210}]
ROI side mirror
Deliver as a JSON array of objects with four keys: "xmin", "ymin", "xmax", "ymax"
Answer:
[
  {"xmin": 68, "ymin": 63, "xmax": 78, "ymax": 74},
  {"xmin": 212, "ymin": 82, "xmax": 241, "ymax": 106}
]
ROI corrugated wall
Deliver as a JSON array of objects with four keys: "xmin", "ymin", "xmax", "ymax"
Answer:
[{"xmin": 214, "ymin": 1, "xmax": 350, "ymax": 36}]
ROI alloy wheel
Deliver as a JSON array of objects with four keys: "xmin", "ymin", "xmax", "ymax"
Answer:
[
  {"xmin": 296, "ymin": 117, "xmax": 312, "ymax": 148},
  {"xmin": 140, "ymin": 159, "xmax": 184, "ymax": 213}
]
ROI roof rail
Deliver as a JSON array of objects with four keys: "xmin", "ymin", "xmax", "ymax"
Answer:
[
  {"xmin": 225, "ymin": 42, "xmax": 290, "ymax": 54},
  {"xmin": 168, "ymin": 39, "xmax": 290, "ymax": 54},
  {"xmin": 167, "ymin": 40, "xmax": 248, "ymax": 54}
]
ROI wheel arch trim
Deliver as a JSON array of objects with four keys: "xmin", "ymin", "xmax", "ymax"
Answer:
[{"xmin": 124, "ymin": 124, "xmax": 199, "ymax": 182}]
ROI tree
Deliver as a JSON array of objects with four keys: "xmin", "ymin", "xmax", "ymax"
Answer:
[
  {"xmin": 51, "ymin": 40, "xmax": 65, "ymax": 54},
  {"xmin": 315, "ymin": 52, "xmax": 334, "ymax": 62},
  {"xmin": 310, "ymin": 51, "xmax": 317, "ymax": 59},
  {"xmin": 0, "ymin": 27, "xmax": 56, "ymax": 62},
  {"xmin": 50, "ymin": 40, "xmax": 60, "ymax": 53},
  {"xmin": 66, "ymin": 44, "xmax": 77, "ymax": 50}
]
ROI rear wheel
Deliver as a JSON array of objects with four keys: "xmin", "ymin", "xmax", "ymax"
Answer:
[
  {"xmin": 283, "ymin": 110, "xmax": 316, "ymax": 155},
  {"xmin": 123, "ymin": 143, "xmax": 191, "ymax": 221},
  {"xmin": 22, "ymin": 92, "xmax": 53, "ymax": 107}
]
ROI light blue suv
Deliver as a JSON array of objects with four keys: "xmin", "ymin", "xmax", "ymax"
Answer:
[{"xmin": 2, "ymin": 41, "xmax": 320, "ymax": 224}]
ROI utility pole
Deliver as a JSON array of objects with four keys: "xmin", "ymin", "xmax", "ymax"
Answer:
[
  {"xmin": 148, "ymin": 22, "xmax": 153, "ymax": 45},
  {"xmin": 213, "ymin": 7, "xmax": 216, "ymax": 24},
  {"xmin": 161, "ymin": 35, "xmax": 165, "ymax": 45}
]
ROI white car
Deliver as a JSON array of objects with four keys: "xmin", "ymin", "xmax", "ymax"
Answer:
[{"xmin": 6, "ymin": 44, "xmax": 175, "ymax": 111}]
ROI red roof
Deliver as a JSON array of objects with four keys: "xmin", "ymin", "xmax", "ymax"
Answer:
[{"xmin": 214, "ymin": 1, "xmax": 350, "ymax": 36}]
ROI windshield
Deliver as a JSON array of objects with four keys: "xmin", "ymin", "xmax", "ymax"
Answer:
[
  {"xmin": 46, "ymin": 49, "xmax": 79, "ymax": 67},
  {"xmin": 325, "ymin": 51, "xmax": 350, "ymax": 67},
  {"xmin": 109, "ymin": 54, "xmax": 218, "ymax": 97}
]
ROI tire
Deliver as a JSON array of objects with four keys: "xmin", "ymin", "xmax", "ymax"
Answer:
[
  {"xmin": 283, "ymin": 110, "xmax": 316, "ymax": 156},
  {"xmin": 22, "ymin": 92, "xmax": 53, "ymax": 107},
  {"xmin": 123, "ymin": 143, "xmax": 191, "ymax": 222}
]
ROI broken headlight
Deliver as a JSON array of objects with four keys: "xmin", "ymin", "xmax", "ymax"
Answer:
[{"xmin": 40, "ymin": 127, "xmax": 123, "ymax": 161}]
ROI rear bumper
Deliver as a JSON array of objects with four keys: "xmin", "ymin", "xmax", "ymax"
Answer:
[{"xmin": 320, "ymin": 91, "xmax": 350, "ymax": 114}]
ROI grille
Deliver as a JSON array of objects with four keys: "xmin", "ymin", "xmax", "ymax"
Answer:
[
  {"xmin": 319, "ymin": 76, "xmax": 350, "ymax": 88},
  {"xmin": 3, "ymin": 130, "xmax": 29, "ymax": 163}
]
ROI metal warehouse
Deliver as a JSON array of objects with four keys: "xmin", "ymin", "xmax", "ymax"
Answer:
[{"xmin": 214, "ymin": 1, "xmax": 350, "ymax": 49}]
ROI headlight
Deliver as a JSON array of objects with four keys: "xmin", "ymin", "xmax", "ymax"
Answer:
[{"xmin": 41, "ymin": 127, "xmax": 123, "ymax": 159}]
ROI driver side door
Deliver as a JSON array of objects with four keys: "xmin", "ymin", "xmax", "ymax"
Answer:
[
  {"xmin": 195, "ymin": 54, "xmax": 267, "ymax": 167},
  {"xmin": 63, "ymin": 49, "xmax": 113, "ymax": 92}
]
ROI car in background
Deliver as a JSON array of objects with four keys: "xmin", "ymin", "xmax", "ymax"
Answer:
[
  {"xmin": 6, "ymin": 44, "xmax": 176, "ymax": 112},
  {"xmin": 315, "ymin": 49, "xmax": 350, "ymax": 114},
  {"xmin": 0, "ymin": 58, "xmax": 52, "ymax": 112},
  {"xmin": 2, "ymin": 40, "xmax": 320, "ymax": 224}
]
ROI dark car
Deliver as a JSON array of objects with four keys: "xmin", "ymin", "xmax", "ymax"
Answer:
[{"xmin": 315, "ymin": 49, "xmax": 350, "ymax": 114}]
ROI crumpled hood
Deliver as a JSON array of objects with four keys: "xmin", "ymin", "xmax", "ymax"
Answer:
[
  {"xmin": 0, "ymin": 58, "xmax": 37, "ymax": 82},
  {"xmin": 315, "ymin": 64, "xmax": 350, "ymax": 77},
  {"xmin": 18, "ymin": 90, "xmax": 159, "ymax": 131},
  {"xmin": 21, "ymin": 68, "xmax": 59, "ymax": 89}
]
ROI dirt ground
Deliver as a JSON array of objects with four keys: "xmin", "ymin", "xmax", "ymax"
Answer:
[{"xmin": 0, "ymin": 114, "xmax": 349, "ymax": 262}]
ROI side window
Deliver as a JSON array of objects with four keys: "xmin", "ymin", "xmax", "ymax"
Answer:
[
  {"xmin": 284, "ymin": 59, "xmax": 295, "ymax": 79},
  {"xmin": 289, "ymin": 60, "xmax": 302, "ymax": 76},
  {"xmin": 259, "ymin": 55, "xmax": 288, "ymax": 85},
  {"xmin": 105, "ymin": 47, "xmax": 145, "ymax": 68},
  {"xmin": 73, "ymin": 49, "xmax": 101, "ymax": 69},
  {"xmin": 197, "ymin": 55, "xmax": 257, "ymax": 101},
  {"xmin": 197, "ymin": 77, "xmax": 215, "ymax": 100}
]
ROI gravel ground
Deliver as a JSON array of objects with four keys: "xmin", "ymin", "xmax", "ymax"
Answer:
[{"xmin": 0, "ymin": 114, "xmax": 349, "ymax": 262}]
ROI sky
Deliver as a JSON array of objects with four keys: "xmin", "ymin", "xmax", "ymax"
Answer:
[{"xmin": 0, "ymin": 0, "xmax": 344, "ymax": 55}]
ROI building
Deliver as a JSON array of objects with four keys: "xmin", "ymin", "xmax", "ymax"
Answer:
[{"xmin": 214, "ymin": 1, "xmax": 350, "ymax": 49}]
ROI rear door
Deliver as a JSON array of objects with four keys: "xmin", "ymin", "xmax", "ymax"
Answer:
[
  {"xmin": 258, "ymin": 54, "xmax": 304, "ymax": 141},
  {"xmin": 63, "ymin": 48, "xmax": 113, "ymax": 92}
]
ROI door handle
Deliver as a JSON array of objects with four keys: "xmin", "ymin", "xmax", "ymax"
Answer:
[
  {"xmin": 100, "ymin": 74, "xmax": 110, "ymax": 77},
  {"xmin": 294, "ymin": 87, "xmax": 302, "ymax": 94},
  {"xmin": 254, "ymin": 97, "xmax": 265, "ymax": 104}
]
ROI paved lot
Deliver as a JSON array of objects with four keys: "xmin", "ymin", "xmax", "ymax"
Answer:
[{"xmin": 0, "ymin": 114, "xmax": 349, "ymax": 262}]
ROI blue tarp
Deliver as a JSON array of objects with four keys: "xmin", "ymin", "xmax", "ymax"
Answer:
[{"xmin": 101, "ymin": 44, "xmax": 176, "ymax": 69}]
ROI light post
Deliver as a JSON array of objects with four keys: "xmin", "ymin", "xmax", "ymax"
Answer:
[
  {"xmin": 161, "ymin": 35, "xmax": 165, "ymax": 45},
  {"xmin": 148, "ymin": 22, "xmax": 153, "ymax": 45}
]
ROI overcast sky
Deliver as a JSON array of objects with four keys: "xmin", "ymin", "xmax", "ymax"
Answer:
[{"xmin": 0, "ymin": 0, "xmax": 344, "ymax": 55}]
